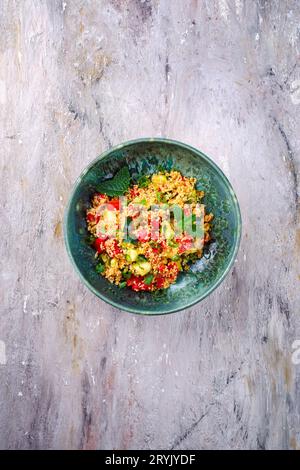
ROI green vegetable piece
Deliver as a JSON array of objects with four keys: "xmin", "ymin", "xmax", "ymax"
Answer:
[
  {"xmin": 119, "ymin": 281, "xmax": 127, "ymax": 288},
  {"xmin": 133, "ymin": 261, "xmax": 151, "ymax": 276},
  {"xmin": 95, "ymin": 262, "xmax": 105, "ymax": 273},
  {"xmin": 96, "ymin": 166, "xmax": 130, "ymax": 197},
  {"xmin": 122, "ymin": 271, "xmax": 131, "ymax": 280},
  {"xmin": 168, "ymin": 240, "xmax": 179, "ymax": 248},
  {"xmin": 138, "ymin": 175, "xmax": 150, "ymax": 188},
  {"xmin": 126, "ymin": 248, "xmax": 138, "ymax": 262},
  {"xmin": 144, "ymin": 273, "xmax": 154, "ymax": 285}
]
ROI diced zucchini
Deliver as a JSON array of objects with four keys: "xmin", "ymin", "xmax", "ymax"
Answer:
[
  {"xmin": 110, "ymin": 259, "xmax": 118, "ymax": 268},
  {"xmin": 101, "ymin": 253, "xmax": 109, "ymax": 263},
  {"xmin": 125, "ymin": 248, "xmax": 138, "ymax": 262},
  {"xmin": 132, "ymin": 261, "xmax": 152, "ymax": 276}
]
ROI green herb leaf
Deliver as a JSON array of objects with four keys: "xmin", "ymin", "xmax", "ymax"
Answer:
[
  {"xmin": 95, "ymin": 262, "xmax": 105, "ymax": 274},
  {"xmin": 119, "ymin": 281, "xmax": 127, "ymax": 288},
  {"xmin": 96, "ymin": 166, "xmax": 130, "ymax": 197},
  {"xmin": 137, "ymin": 255, "xmax": 147, "ymax": 263},
  {"xmin": 122, "ymin": 271, "xmax": 131, "ymax": 280},
  {"xmin": 138, "ymin": 175, "xmax": 150, "ymax": 188},
  {"xmin": 144, "ymin": 273, "xmax": 154, "ymax": 285}
]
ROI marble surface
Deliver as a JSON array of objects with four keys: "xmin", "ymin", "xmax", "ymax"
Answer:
[{"xmin": 0, "ymin": 0, "xmax": 300, "ymax": 450}]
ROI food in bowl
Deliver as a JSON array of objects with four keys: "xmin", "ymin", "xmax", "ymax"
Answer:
[
  {"xmin": 64, "ymin": 138, "xmax": 241, "ymax": 315},
  {"xmin": 86, "ymin": 167, "xmax": 213, "ymax": 291}
]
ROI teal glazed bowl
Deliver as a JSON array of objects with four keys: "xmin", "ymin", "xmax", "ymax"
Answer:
[{"xmin": 64, "ymin": 138, "xmax": 241, "ymax": 315}]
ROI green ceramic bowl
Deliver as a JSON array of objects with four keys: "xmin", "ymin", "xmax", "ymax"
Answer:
[{"xmin": 64, "ymin": 138, "xmax": 241, "ymax": 315}]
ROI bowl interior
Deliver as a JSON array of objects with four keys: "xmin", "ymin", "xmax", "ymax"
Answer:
[{"xmin": 64, "ymin": 139, "xmax": 241, "ymax": 314}]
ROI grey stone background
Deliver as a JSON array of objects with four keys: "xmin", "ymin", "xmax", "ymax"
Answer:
[{"xmin": 0, "ymin": 0, "xmax": 300, "ymax": 450}]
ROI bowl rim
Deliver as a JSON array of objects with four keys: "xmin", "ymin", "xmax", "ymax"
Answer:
[{"xmin": 64, "ymin": 137, "xmax": 242, "ymax": 315}]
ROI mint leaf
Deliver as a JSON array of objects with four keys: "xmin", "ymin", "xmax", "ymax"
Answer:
[{"xmin": 96, "ymin": 166, "xmax": 130, "ymax": 197}]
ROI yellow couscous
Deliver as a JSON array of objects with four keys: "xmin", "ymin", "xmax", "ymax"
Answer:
[{"xmin": 86, "ymin": 170, "xmax": 213, "ymax": 291}]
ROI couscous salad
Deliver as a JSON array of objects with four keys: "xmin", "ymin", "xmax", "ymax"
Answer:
[{"xmin": 86, "ymin": 168, "xmax": 213, "ymax": 292}]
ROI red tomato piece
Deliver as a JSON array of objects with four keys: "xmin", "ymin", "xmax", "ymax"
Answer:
[
  {"xmin": 155, "ymin": 276, "xmax": 165, "ymax": 289},
  {"xmin": 86, "ymin": 212, "xmax": 95, "ymax": 222},
  {"xmin": 87, "ymin": 212, "xmax": 100, "ymax": 223},
  {"xmin": 94, "ymin": 238, "xmax": 106, "ymax": 253},
  {"xmin": 107, "ymin": 198, "xmax": 120, "ymax": 211},
  {"xmin": 127, "ymin": 275, "xmax": 152, "ymax": 292}
]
